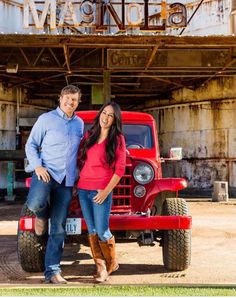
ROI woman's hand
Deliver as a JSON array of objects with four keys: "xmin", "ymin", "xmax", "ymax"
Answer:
[{"xmin": 93, "ymin": 190, "xmax": 108, "ymax": 204}]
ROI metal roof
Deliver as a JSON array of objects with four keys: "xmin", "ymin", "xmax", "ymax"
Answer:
[{"xmin": 1, "ymin": 34, "xmax": 236, "ymax": 110}]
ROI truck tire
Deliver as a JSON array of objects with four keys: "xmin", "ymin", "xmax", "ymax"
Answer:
[
  {"xmin": 162, "ymin": 198, "xmax": 191, "ymax": 271},
  {"xmin": 17, "ymin": 203, "xmax": 47, "ymax": 272}
]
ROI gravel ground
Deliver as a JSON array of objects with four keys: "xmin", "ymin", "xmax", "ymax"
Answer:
[{"xmin": 0, "ymin": 200, "xmax": 236, "ymax": 286}]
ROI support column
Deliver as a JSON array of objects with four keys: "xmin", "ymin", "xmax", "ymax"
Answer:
[
  {"xmin": 5, "ymin": 161, "xmax": 16, "ymax": 202},
  {"xmin": 103, "ymin": 70, "xmax": 111, "ymax": 103}
]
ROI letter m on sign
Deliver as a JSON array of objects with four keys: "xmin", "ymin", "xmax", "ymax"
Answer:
[{"xmin": 23, "ymin": 0, "xmax": 56, "ymax": 30}]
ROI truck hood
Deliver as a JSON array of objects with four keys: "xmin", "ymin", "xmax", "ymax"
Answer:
[{"xmin": 126, "ymin": 148, "xmax": 157, "ymax": 160}]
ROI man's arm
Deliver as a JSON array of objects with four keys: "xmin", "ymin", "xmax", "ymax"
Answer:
[{"xmin": 25, "ymin": 115, "xmax": 50, "ymax": 182}]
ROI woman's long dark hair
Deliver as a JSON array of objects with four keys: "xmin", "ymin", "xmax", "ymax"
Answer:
[{"xmin": 79, "ymin": 102, "xmax": 123, "ymax": 169}]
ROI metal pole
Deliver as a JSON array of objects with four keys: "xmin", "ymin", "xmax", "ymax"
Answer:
[
  {"xmin": 5, "ymin": 161, "xmax": 16, "ymax": 202},
  {"xmin": 103, "ymin": 70, "xmax": 111, "ymax": 103}
]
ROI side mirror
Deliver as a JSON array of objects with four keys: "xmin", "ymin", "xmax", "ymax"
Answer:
[
  {"xmin": 169, "ymin": 147, "xmax": 183, "ymax": 160},
  {"xmin": 161, "ymin": 147, "xmax": 183, "ymax": 162}
]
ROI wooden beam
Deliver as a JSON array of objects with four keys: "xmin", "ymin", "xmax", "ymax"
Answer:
[
  {"xmin": 63, "ymin": 45, "xmax": 71, "ymax": 73},
  {"xmin": 2, "ymin": 35, "xmax": 236, "ymax": 48},
  {"xmin": 200, "ymin": 52, "xmax": 236, "ymax": 87},
  {"xmin": 49, "ymin": 48, "xmax": 62, "ymax": 67},
  {"xmin": 147, "ymin": 76, "xmax": 188, "ymax": 88},
  {"xmin": 145, "ymin": 46, "xmax": 159, "ymax": 70},
  {"xmin": 19, "ymin": 48, "xmax": 30, "ymax": 66},
  {"xmin": 63, "ymin": 48, "xmax": 77, "ymax": 68},
  {"xmin": 115, "ymin": 94, "xmax": 157, "ymax": 97},
  {"xmin": 70, "ymin": 49, "xmax": 99, "ymax": 67},
  {"xmin": 33, "ymin": 48, "xmax": 45, "ymax": 66},
  {"xmin": 0, "ymin": 150, "xmax": 25, "ymax": 161},
  {"xmin": 137, "ymin": 46, "xmax": 159, "ymax": 84}
]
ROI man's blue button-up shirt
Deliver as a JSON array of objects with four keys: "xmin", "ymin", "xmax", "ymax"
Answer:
[{"xmin": 25, "ymin": 107, "xmax": 84, "ymax": 187}]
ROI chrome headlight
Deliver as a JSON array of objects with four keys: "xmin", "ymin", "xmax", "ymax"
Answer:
[
  {"xmin": 133, "ymin": 163, "xmax": 154, "ymax": 185},
  {"xmin": 134, "ymin": 185, "xmax": 146, "ymax": 198}
]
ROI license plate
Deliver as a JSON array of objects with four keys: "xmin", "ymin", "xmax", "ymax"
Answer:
[
  {"xmin": 48, "ymin": 218, "xmax": 82, "ymax": 235},
  {"xmin": 66, "ymin": 218, "xmax": 82, "ymax": 235}
]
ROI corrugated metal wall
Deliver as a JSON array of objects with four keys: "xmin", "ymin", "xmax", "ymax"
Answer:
[
  {"xmin": 0, "ymin": 84, "xmax": 52, "ymax": 189},
  {"xmin": 169, "ymin": 0, "xmax": 231, "ymax": 35},
  {"xmin": 147, "ymin": 77, "xmax": 236, "ymax": 196}
]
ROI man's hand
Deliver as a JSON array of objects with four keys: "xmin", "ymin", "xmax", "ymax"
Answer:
[
  {"xmin": 72, "ymin": 185, "xmax": 78, "ymax": 197},
  {"xmin": 93, "ymin": 189, "xmax": 109, "ymax": 205},
  {"xmin": 35, "ymin": 166, "xmax": 50, "ymax": 183}
]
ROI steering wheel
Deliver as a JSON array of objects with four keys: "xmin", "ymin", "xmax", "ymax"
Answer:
[{"xmin": 127, "ymin": 143, "xmax": 144, "ymax": 149}]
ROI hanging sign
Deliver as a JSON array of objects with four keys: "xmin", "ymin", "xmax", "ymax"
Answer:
[{"xmin": 23, "ymin": 0, "xmax": 187, "ymax": 32}]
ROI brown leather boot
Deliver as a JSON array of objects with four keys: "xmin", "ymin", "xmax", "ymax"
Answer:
[
  {"xmin": 88, "ymin": 234, "xmax": 109, "ymax": 282},
  {"xmin": 46, "ymin": 274, "xmax": 67, "ymax": 284},
  {"xmin": 99, "ymin": 236, "xmax": 119, "ymax": 275}
]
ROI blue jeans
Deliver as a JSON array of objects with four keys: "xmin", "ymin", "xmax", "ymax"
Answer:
[
  {"xmin": 78, "ymin": 189, "xmax": 113, "ymax": 241},
  {"xmin": 26, "ymin": 173, "xmax": 72, "ymax": 281}
]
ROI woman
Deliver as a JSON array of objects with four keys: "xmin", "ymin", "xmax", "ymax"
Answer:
[{"xmin": 77, "ymin": 102, "xmax": 126, "ymax": 283}]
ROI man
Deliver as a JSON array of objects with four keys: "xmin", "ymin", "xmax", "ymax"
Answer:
[{"xmin": 25, "ymin": 85, "xmax": 84, "ymax": 284}]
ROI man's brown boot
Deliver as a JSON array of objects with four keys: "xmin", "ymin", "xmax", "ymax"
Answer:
[
  {"xmin": 34, "ymin": 217, "xmax": 48, "ymax": 236},
  {"xmin": 99, "ymin": 236, "xmax": 119, "ymax": 275},
  {"xmin": 46, "ymin": 274, "xmax": 67, "ymax": 284},
  {"xmin": 88, "ymin": 234, "xmax": 109, "ymax": 282}
]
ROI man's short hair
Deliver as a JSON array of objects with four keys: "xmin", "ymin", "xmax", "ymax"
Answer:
[{"xmin": 60, "ymin": 85, "xmax": 81, "ymax": 97}]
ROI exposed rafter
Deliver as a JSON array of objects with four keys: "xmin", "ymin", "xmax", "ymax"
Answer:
[
  {"xmin": 63, "ymin": 45, "xmax": 71, "ymax": 74},
  {"xmin": 1, "ymin": 35, "xmax": 236, "ymax": 108}
]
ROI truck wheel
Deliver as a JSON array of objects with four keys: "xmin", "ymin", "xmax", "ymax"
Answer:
[
  {"xmin": 17, "ymin": 203, "xmax": 47, "ymax": 272},
  {"xmin": 162, "ymin": 198, "xmax": 191, "ymax": 271}
]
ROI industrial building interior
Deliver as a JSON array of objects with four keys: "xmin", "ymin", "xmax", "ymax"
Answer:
[
  {"xmin": 1, "ymin": 34, "xmax": 236, "ymax": 110},
  {"xmin": 1, "ymin": 34, "xmax": 236, "ymax": 200}
]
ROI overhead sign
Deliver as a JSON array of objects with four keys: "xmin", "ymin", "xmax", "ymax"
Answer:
[
  {"xmin": 107, "ymin": 49, "xmax": 149, "ymax": 68},
  {"xmin": 23, "ymin": 0, "xmax": 187, "ymax": 33}
]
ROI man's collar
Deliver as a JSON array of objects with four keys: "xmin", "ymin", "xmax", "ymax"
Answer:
[{"xmin": 56, "ymin": 106, "xmax": 75, "ymax": 120}]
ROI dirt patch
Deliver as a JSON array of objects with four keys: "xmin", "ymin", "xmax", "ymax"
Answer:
[{"xmin": 0, "ymin": 200, "xmax": 236, "ymax": 285}]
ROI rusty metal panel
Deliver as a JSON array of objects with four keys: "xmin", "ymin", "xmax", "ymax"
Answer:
[
  {"xmin": 228, "ymin": 129, "xmax": 236, "ymax": 158},
  {"xmin": 229, "ymin": 162, "xmax": 236, "ymax": 188},
  {"xmin": 167, "ymin": 49, "xmax": 229, "ymax": 68},
  {"xmin": 107, "ymin": 49, "xmax": 149, "ymax": 69},
  {"xmin": 172, "ymin": 159, "xmax": 228, "ymax": 189},
  {"xmin": 0, "ymin": 1, "xmax": 26, "ymax": 33},
  {"xmin": 0, "ymin": 103, "xmax": 16, "ymax": 131},
  {"xmin": 167, "ymin": 50, "xmax": 202, "ymax": 67},
  {"xmin": 108, "ymin": 48, "xmax": 230, "ymax": 69},
  {"xmin": 149, "ymin": 99, "xmax": 236, "ymax": 195},
  {"xmin": 160, "ymin": 158, "xmax": 228, "ymax": 191},
  {"xmin": 0, "ymin": 131, "xmax": 15, "ymax": 149},
  {"xmin": 170, "ymin": 0, "xmax": 231, "ymax": 35},
  {"xmin": 0, "ymin": 103, "xmax": 16, "ymax": 150}
]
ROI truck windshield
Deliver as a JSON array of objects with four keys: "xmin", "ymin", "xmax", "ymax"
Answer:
[{"xmin": 84, "ymin": 124, "xmax": 153, "ymax": 149}]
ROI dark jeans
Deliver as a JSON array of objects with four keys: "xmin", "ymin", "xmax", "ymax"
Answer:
[{"xmin": 26, "ymin": 173, "xmax": 72, "ymax": 280}]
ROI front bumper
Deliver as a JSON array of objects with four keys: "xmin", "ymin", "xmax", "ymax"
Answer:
[{"xmin": 19, "ymin": 214, "xmax": 191, "ymax": 232}]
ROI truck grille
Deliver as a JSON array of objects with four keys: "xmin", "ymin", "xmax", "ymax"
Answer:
[{"xmin": 112, "ymin": 163, "xmax": 132, "ymax": 213}]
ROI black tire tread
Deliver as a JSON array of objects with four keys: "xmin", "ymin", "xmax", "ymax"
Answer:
[
  {"xmin": 17, "ymin": 203, "xmax": 47, "ymax": 272},
  {"xmin": 162, "ymin": 198, "xmax": 191, "ymax": 271}
]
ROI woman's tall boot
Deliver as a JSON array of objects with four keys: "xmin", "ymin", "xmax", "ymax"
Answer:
[
  {"xmin": 99, "ymin": 236, "xmax": 119, "ymax": 275},
  {"xmin": 87, "ymin": 234, "xmax": 109, "ymax": 283}
]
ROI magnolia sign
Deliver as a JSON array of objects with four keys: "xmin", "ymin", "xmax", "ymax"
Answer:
[{"xmin": 23, "ymin": 0, "xmax": 187, "ymax": 32}]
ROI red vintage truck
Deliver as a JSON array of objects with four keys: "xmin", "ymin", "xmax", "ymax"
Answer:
[{"xmin": 17, "ymin": 110, "xmax": 192, "ymax": 273}]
